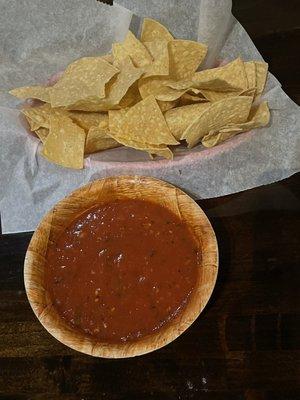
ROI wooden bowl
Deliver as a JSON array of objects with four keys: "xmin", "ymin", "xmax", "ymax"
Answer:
[{"xmin": 24, "ymin": 176, "xmax": 218, "ymax": 358}]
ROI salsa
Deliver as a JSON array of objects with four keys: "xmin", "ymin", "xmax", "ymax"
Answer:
[{"xmin": 45, "ymin": 199, "xmax": 200, "ymax": 343}]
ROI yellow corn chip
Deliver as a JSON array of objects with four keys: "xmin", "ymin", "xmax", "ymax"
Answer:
[
  {"xmin": 143, "ymin": 40, "xmax": 169, "ymax": 78},
  {"xmin": 141, "ymin": 18, "xmax": 173, "ymax": 42},
  {"xmin": 119, "ymin": 81, "xmax": 141, "ymax": 108},
  {"xmin": 182, "ymin": 96, "xmax": 253, "ymax": 147},
  {"xmin": 165, "ymin": 103, "xmax": 211, "ymax": 140},
  {"xmin": 168, "ymin": 40, "xmax": 207, "ymax": 80},
  {"xmin": 157, "ymin": 99, "xmax": 179, "ymax": 112},
  {"xmin": 121, "ymin": 31, "xmax": 152, "ymax": 68},
  {"xmin": 99, "ymin": 57, "xmax": 143, "ymax": 110},
  {"xmin": 179, "ymin": 92, "xmax": 208, "ymax": 105},
  {"xmin": 168, "ymin": 58, "xmax": 247, "ymax": 92},
  {"xmin": 101, "ymin": 53, "xmax": 113, "ymax": 63},
  {"xmin": 49, "ymin": 57, "xmax": 119, "ymax": 109},
  {"xmin": 42, "ymin": 114, "xmax": 86, "ymax": 169},
  {"xmin": 108, "ymin": 109, "xmax": 128, "ymax": 134},
  {"xmin": 220, "ymin": 101, "xmax": 270, "ymax": 132},
  {"xmin": 119, "ymin": 95, "xmax": 178, "ymax": 145},
  {"xmin": 108, "ymin": 108, "xmax": 172, "ymax": 159},
  {"xmin": 254, "ymin": 61, "xmax": 268, "ymax": 98},
  {"xmin": 85, "ymin": 126, "xmax": 120, "ymax": 154},
  {"xmin": 69, "ymin": 111, "xmax": 109, "ymax": 132},
  {"xmin": 10, "ymin": 85, "xmax": 50, "ymax": 102},
  {"xmin": 199, "ymin": 89, "xmax": 240, "ymax": 102},
  {"xmin": 244, "ymin": 61, "xmax": 256, "ymax": 89},
  {"xmin": 202, "ymin": 102, "xmax": 270, "ymax": 147},
  {"xmin": 112, "ymin": 43, "xmax": 130, "ymax": 67},
  {"xmin": 138, "ymin": 76, "xmax": 171, "ymax": 99},
  {"xmin": 240, "ymin": 87, "xmax": 256, "ymax": 97},
  {"xmin": 107, "ymin": 132, "xmax": 173, "ymax": 159},
  {"xmin": 35, "ymin": 127, "xmax": 49, "ymax": 143},
  {"xmin": 21, "ymin": 104, "xmax": 53, "ymax": 130}
]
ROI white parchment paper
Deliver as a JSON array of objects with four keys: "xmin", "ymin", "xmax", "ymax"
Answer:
[{"xmin": 0, "ymin": 0, "xmax": 299, "ymax": 233}]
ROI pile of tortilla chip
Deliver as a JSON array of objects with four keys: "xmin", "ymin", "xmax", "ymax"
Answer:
[{"xmin": 9, "ymin": 18, "xmax": 270, "ymax": 169}]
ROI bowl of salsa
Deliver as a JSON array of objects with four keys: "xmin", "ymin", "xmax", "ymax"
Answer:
[{"xmin": 24, "ymin": 176, "xmax": 218, "ymax": 357}]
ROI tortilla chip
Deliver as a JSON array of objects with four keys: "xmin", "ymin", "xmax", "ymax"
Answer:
[
  {"xmin": 168, "ymin": 40, "xmax": 207, "ymax": 80},
  {"xmin": 138, "ymin": 76, "xmax": 171, "ymax": 99},
  {"xmin": 182, "ymin": 96, "xmax": 253, "ymax": 147},
  {"xmin": 118, "ymin": 95, "xmax": 178, "ymax": 146},
  {"xmin": 254, "ymin": 61, "xmax": 268, "ymax": 98},
  {"xmin": 202, "ymin": 102, "xmax": 270, "ymax": 147},
  {"xmin": 179, "ymin": 92, "xmax": 208, "ymax": 105},
  {"xmin": 108, "ymin": 107, "xmax": 172, "ymax": 159},
  {"xmin": 244, "ymin": 61, "xmax": 256, "ymax": 89},
  {"xmin": 41, "ymin": 114, "xmax": 86, "ymax": 169},
  {"xmin": 101, "ymin": 53, "xmax": 113, "ymax": 63},
  {"xmin": 121, "ymin": 31, "xmax": 152, "ymax": 68},
  {"xmin": 141, "ymin": 18, "xmax": 173, "ymax": 42},
  {"xmin": 108, "ymin": 109, "xmax": 128, "ymax": 134},
  {"xmin": 107, "ymin": 132, "xmax": 173, "ymax": 159},
  {"xmin": 35, "ymin": 127, "xmax": 49, "ymax": 143},
  {"xmin": 49, "ymin": 57, "xmax": 119, "ymax": 109},
  {"xmin": 165, "ymin": 103, "xmax": 211, "ymax": 140},
  {"xmin": 85, "ymin": 126, "xmax": 120, "ymax": 154},
  {"xmin": 69, "ymin": 111, "xmax": 109, "ymax": 132},
  {"xmin": 219, "ymin": 101, "xmax": 270, "ymax": 132},
  {"xmin": 168, "ymin": 58, "xmax": 247, "ymax": 92},
  {"xmin": 157, "ymin": 99, "xmax": 179, "ymax": 112},
  {"xmin": 199, "ymin": 89, "xmax": 241, "ymax": 102},
  {"xmin": 10, "ymin": 86, "xmax": 50, "ymax": 102},
  {"xmin": 93, "ymin": 56, "xmax": 144, "ymax": 111},
  {"xmin": 143, "ymin": 40, "xmax": 169, "ymax": 78},
  {"xmin": 119, "ymin": 81, "xmax": 141, "ymax": 108},
  {"xmin": 21, "ymin": 104, "xmax": 53, "ymax": 130}
]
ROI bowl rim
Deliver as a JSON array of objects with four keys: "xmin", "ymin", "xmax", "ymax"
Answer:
[{"xmin": 24, "ymin": 175, "xmax": 218, "ymax": 358}]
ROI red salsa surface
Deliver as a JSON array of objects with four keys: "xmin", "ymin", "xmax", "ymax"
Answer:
[{"xmin": 45, "ymin": 199, "xmax": 200, "ymax": 343}]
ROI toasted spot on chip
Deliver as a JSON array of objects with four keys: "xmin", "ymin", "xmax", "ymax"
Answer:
[
  {"xmin": 165, "ymin": 103, "xmax": 211, "ymax": 140},
  {"xmin": 121, "ymin": 31, "xmax": 153, "ymax": 68},
  {"xmin": 168, "ymin": 40, "xmax": 207, "ymax": 80},
  {"xmin": 49, "ymin": 57, "xmax": 119, "ymax": 109},
  {"xmin": 85, "ymin": 126, "xmax": 120, "ymax": 154},
  {"xmin": 10, "ymin": 86, "xmax": 50, "ymax": 102},
  {"xmin": 119, "ymin": 95, "xmax": 178, "ymax": 146},
  {"xmin": 141, "ymin": 18, "xmax": 173, "ymax": 42},
  {"xmin": 35, "ymin": 127, "xmax": 49, "ymax": 143},
  {"xmin": 254, "ymin": 61, "xmax": 268, "ymax": 98},
  {"xmin": 182, "ymin": 96, "xmax": 253, "ymax": 147},
  {"xmin": 42, "ymin": 114, "xmax": 86, "ymax": 169},
  {"xmin": 143, "ymin": 40, "xmax": 169, "ymax": 78}
]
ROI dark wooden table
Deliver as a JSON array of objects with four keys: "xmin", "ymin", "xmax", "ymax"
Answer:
[{"xmin": 1, "ymin": 1, "xmax": 299, "ymax": 399}]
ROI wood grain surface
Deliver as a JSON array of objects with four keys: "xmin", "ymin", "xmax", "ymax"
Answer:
[{"xmin": 0, "ymin": 0, "xmax": 299, "ymax": 398}]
